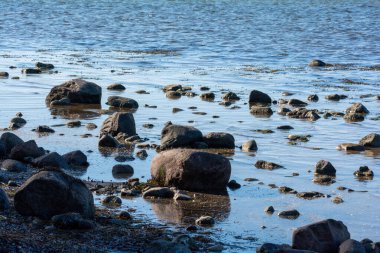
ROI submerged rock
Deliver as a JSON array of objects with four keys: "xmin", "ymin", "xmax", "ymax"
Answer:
[
  {"xmin": 222, "ymin": 92, "xmax": 240, "ymax": 101},
  {"xmin": 336, "ymin": 143, "xmax": 365, "ymax": 152},
  {"xmin": 288, "ymin": 99, "xmax": 308, "ymax": 107},
  {"xmin": 35, "ymin": 125, "xmax": 55, "ymax": 133},
  {"xmin": 0, "ymin": 72, "xmax": 9, "ymax": 78},
  {"xmin": 287, "ymin": 108, "xmax": 320, "ymax": 121},
  {"xmin": 307, "ymin": 94, "xmax": 319, "ymax": 102},
  {"xmin": 353, "ymin": 166, "xmax": 374, "ymax": 179},
  {"xmin": 255, "ymin": 160, "xmax": 282, "ymax": 170},
  {"xmin": 278, "ymin": 209, "xmax": 300, "ymax": 219},
  {"xmin": 151, "ymin": 149, "xmax": 231, "ymax": 193},
  {"xmin": 14, "ymin": 170, "xmax": 94, "ymax": 219},
  {"xmin": 46, "ymin": 79, "xmax": 102, "ymax": 105},
  {"xmin": 309, "ymin": 59, "xmax": 326, "ymax": 67},
  {"xmin": 36, "ymin": 62, "xmax": 54, "ymax": 69},
  {"xmin": 250, "ymin": 106, "xmax": 273, "ymax": 116}
]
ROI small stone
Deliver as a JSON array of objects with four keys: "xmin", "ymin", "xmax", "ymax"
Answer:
[
  {"xmin": 242, "ymin": 140, "xmax": 258, "ymax": 152},
  {"xmin": 86, "ymin": 123, "xmax": 97, "ymax": 130},
  {"xmin": 107, "ymin": 84, "xmax": 126, "ymax": 90},
  {"xmin": 278, "ymin": 209, "xmax": 300, "ymax": 219},
  {"xmin": 143, "ymin": 187, "xmax": 174, "ymax": 199},
  {"xmin": 307, "ymin": 94, "xmax": 319, "ymax": 102},
  {"xmin": 359, "ymin": 133, "xmax": 380, "ymax": 148},
  {"xmin": 309, "ymin": 59, "xmax": 326, "ymax": 67},
  {"xmin": 288, "ymin": 99, "xmax": 308, "ymax": 107},
  {"xmin": 52, "ymin": 212, "xmax": 95, "ymax": 230},
  {"xmin": 277, "ymin": 125, "xmax": 294, "ymax": 130},
  {"xmin": 354, "ymin": 166, "xmax": 374, "ymax": 179},
  {"xmin": 173, "ymin": 190, "xmax": 193, "ymax": 201},
  {"xmin": 200, "ymin": 92, "xmax": 215, "ymax": 101},
  {"xmin": 136, "ymin": 150, "xmax": 148, "ymax": 160},
  {"xmin": 102, "ymin": 196, "xmax": 122, "ymax": 207},
  {"xmin": 36, "ymin": 62, "xmax": 54, "ymax": 69},
  {"xmin": 227, "ymin": 180, "xmax": 241, "ymax": 190},
  {"xmin": 0, "ymin": 72, "xmax": 9, "ymax": 78},
  {"xmin": 119, "ymin": 211, "xmax": 132, "ymax": 220},
  {"xmin": 35, "ymin": 125, "xmax": 55, "ymax": 133},
  {"xmin": 255, "ymin": 160, "xmax": 282, "ymax": 170},
  {"xmin": 337, "ymin": 143, "xmax": 365, "ymax": 152},
  {"xmin": 332, "ymin": 197, "xmax": 344, "ymax": 204},
  {"xmin": 222, "ymin": 92, "xmax": 240, "ymax": 101},
  {"xmin": 264, "ymin": 206, "xmax": 274, "ymax": 214},
  {"xmin": 172, "ymin": 108, "xmax": 184, "ymax": 113},
  {"xmin": 67, "ymin": 121, "xmax": 81, "ymax": 128},
  {"xmin": 22, "ymin": 68, "xmax": 41, "ymax": 74},
  {"xmin": 296, "ymin": 191, "xmax": 325, "ymax": 200},
  {"xmin": 315, "ymin": 160, "xmax": 336, "ymax": 177},
  {"xmin": 166, "ymin": 91, "xmax": 182, "ymax": 99},
  {"xmin": 195, "ymin": 216, "xmax": 215, "ymax": 226}
]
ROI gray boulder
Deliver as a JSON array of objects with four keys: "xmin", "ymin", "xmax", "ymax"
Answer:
[
  {"xmin": 32, "ymin": 152, "xmax": 69, "ymax": 169},
  {"xmin": 46, "ymin": 79, "xmax": 102, "ymax": 105},
  {"xmin": 160, "ymin": 123, "xmax": 203, "ymax": 150},
  {"xmin": 62, "ymin": 150, "xmax": 88, "ymax": 168},
  {"xmin": 203, "ymin": 132, "xmax": 235, "ymax": 149},
  {"xmin": 151, "ymin": 149, "xmax": 231, "ymax": 193},
  {"xmin": 292, "ymin": 219, "xmax": 350, "ymax": 253},
  {"xmin": 9, "ymin": 140, "xmax": 45, "ymax": 161},
  {"xmin": 14, "ymin": 170, "xmax": 94, "ymax": 220}
]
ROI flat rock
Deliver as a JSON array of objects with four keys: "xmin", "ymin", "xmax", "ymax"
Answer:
[
  {"xmin": 296, "ymin": 191, "xmax": 325, "ymax": 200},
  {"xmin": 143, "ymin": 187, "xmax": 174, "ymax": 199},
  {"xmin": 35, "ymin": 125, "xmax": 55, "ymax": 133},
  {"xmin": 337, "ymin": 143, "xmax": 365, "ymax": 152},
  {"xmin": 250, "ymin": 106, "xmax": 273, "ymax": 116},
  {"xmin": 278, "ymin": 210, "xmax": 300, "ymax": 219}
]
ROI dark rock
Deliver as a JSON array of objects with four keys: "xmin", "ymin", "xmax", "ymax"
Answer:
[
  {"xmin": 62, "ymin": 150, "xmax": 88, "ymax": 168},
  {"xmin": 264, "ymin": 206, "xmax": 274, "ymax": 214},
  {"xmin": 14, "ymin": 170, "xmax": 94, "ymax": 219},
  {"xmin": 200, "ymin": 92, "xmax": 215, "ymax": 101},
  {"xmin": 9, "ymin": 140, "xmax": 45, "ymax": 161},
  {"xmin": 98, "ymin": 134, "xmax": 119, "ymax": 148},
  {"xmin": 46, "ymin": 79, "xmax": 102, "ymax": 105},
  {"xmin": 287, "ymin": 108, "xmax": 320, "ymax": 121},
  {"xmin": 195, "ymin": 216, "xmax": 215, "ymax": 226},
  {"xmin": 278, "ymin": 210, "xmax": 300, "ymax": 219},
  {"xmin": 112, "ymin": 164, "xmax": 134, "ymax": 178},
  {"xmin": 345, "ymin": 103, "xmax": 369, "ymax": 115},
  {"xmin": 35, "ymin": 125, "xmax": 55, "ymax": 133},
  {"xmin": 0, "ymin": 132, "xmax": 24, "ymax": 154},
  {"xmin": 332, "ymin": 197, "xmax": 344, "ymax": 204},
  {"xmin": 222, "ymin": 92, "xmax": 240, "ymax": 101},
  {"xmin": 107, "ymin": 84, "xmax": 126, "ymax": 90},
  {"xmin": 359, "ymin": 133, "xmax": 380, "ymax": 148},
  {"xmin": 256, "ymin": 243, "xmax": 317, "ymax": 253},
  {"xmin": 296, "ymin": 191, "xmax": 325, "ymax": 200},
  {"xmin": 22, "ymin": 68, "xmax": 41, "ymax": 74},
  {"xmin": 166, "ymin": 91, "xmax": 182, "ymax": 99},
  {"xmin": 145, "ymin": 238, "xmax": 192, "ymax": 253},
  {"xmin": 1, "ymin": 159, "xmax": 27, "ymax": 172},
  {"xmin": 102, "ymin": 196, "xmax": 122, "ymax": 206},
  {"xmin": 307, "ymin": 94, "xmax": 319, "ymax": 102},
  {"xmin": 250, "ymin": 106, "xmax": 273, "ymax": 116},
  {"xmin": 277, "ymin": 107, "xmax": 291, "ymax": 115},
  {"xmin": 309, "ymin": 59, "xmax": 326, "ymax": 67},
  {"xmin": 277, "ymin": 125, "xmax": 294, "ymax": 130},
  {"xmin": 354, "ymin": 166, "xmax": 374, "ymax": 178},
  {"xmin": 52, "ymin": 212, "xmax": 95, "ymax": 230},
  {"xmin": 242, "ymin": 140, "xmax": 258, "ymax": 152},
  {"xmin": 100, "ymin": 112, "xmax": 136, "ymax": 139},
  {"xmin": 173, "ymin": 190, "xmax": 193, "ymax": 201},
  {"xmin": 337, "ymin": 143, "xmax": 365, "ymax": 152},
  {"xmin": 36, "ymin": 62, "xmax": 54, "ymax": 69},
  {"xmin": 255, "ymin": 160, "xmax": 282, "ymax": 170},
  {"xmin": 9, "ymin": 117, "xmax": 27, "ymax": 129},
  {"xmin": 143, "ymin": 187, "xmax": 174, "ymax": 199},
  {"xmin": 227, "ymin": 180, "xmax": 241, "ymax": 190},
  {"xmin": 249, "ymin": 90, "xmax": 272, "ymax": 105},
  {"xmin": 162, "ymin": 84, "xmax": 182, "ymax": 92},
  {"xmin": 0, "ymin": 72, "xmax": 9, "ymax": 77},
  {"xmin": 339, "ymin": 239, "xmax": 365, "ymax": 253},
  {"xmin": 288, "ymin": 99, "xmax": 308, "ymax": 107},
  {"xmin": 172, "ymin": 108, "xmax": 184, "ymax": 113},
  {"xmin": 325, "ymin": 94, "xmax": 348, "ymax": 101},
  {"xmin": 106, "ymin": 96, "xmax": 139, "ymax": 109},
  {"xmin": 136, "ymin": 150, "xmax": 148, "ymax": 160},
  {"xmin": 203, "ymin": 132, "xmax": 235, "ymax": 149},
  {"xmin": 0, "ymin": 188, "xmax": 10, "ymax": 211},
  {"xmin": 32, "ymin": 152, "xmax": 69, "ymax": 169},
  {"xmin": 0, "ymin": 141, "xmax": 6, "ymax": 158},
  {"xmin": 119, "ymin": 211, "xmax": 132, "ymax": 220},
  {"xmin": 151, "ymin": 149, "xmax": 231, "ymax": 193},
  {"xmin": 344, "ymin": 113, "xmax": 364, "ymax": 122},
  {"xmin": 279, "ymin": 186, "xmax": 297, "ymax": 194},
  {"xmin": 315, "ymin": 160, "xmax": 336, "ymax": 176},
  {"xmin": 313, "ymin": 175, "xmax": 335, "ymax": 185},
  {"xmin": 160, "ymin": 123, "xmax": 203, "ymax": 150},
  {"xmin": 143, "ymin": 123, "xmax": 154, "ymax": 129},
  {"xmin": 292, "ymin": 219, "xmax": 350, "ymax": 252},
  {"xmin": 50, "ymin": 97, "xmax": 71, "ymax": 106},
  {"xmin": 288, "ymin": 135, "xmax": 310, "ymax": 142},
  {"xmin": 67, "ymin": 121, "xmax": 81, "ymax": 128}
]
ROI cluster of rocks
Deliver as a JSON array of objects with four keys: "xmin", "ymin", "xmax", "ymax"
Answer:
[{"xmin": 257, "ymin": 219, "xmax": 379, "ymax": 253}]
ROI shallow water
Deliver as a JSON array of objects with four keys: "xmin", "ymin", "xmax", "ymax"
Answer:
[{"xmin": 1, "ymin": 0, "xmax": 380, "ymax": 251}]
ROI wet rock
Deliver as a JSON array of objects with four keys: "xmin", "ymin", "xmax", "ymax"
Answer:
[
  {"xmin": 279, "ymin": 186, "xmax": 297, "ymax": 194},
  {"xmin": 264, "ymin": 206, "xmax": 274, "ymax": 214},
  {"xmin": 195, "ymin": 216, "xmax": 215, "ymax": 226},
  {"xmin": 256, "ymin": 243, "xmax": 317, "ymax": 253},
  {"xmin": 288, "ymin": 99, "xmax": 308, "ymax": 107},
  {"xmin": 278, "ymin": 210, "xmax": 300, "ymax": 219},
  {"xmin": 200, "ymin": 92, "xmax": 215, "ymax": 101},
  {"xmin": 332, "ymin": 197, "xmax": 344, "ymax": 204},
  {"xmin": 203, "ymin": 132, "xmax": 235, "ymax": 149},
  {"xmin": 14, "ymin": 170, "xmax": 94, "ymax": 219},
  {"xmin": 160, "ymin": 123, "xmax": 203, "ymax": 150},
  {"xmin": 0, "ymin": 132, "xmax": 24, "ymax": 154},
  {"xmin": 35, "ymin": 125, "xmax": 55, "ymax": 133},
  {"xmin": 0, "ymin": 188, "xmax": 10, "ymax": 211},
  {"xmin": 309, "ymin": 59, "xmax": 326, "ymax": 67},
  {"xmin": 32, "ymin": 152, "xmax": 69, "ymax": 169},
  {"xmin": 292, "ymin": 219, "xmax": 350, "ymax": 252},
  {"xmin": 173, "ymin": 190, "xmax": 193, "ymax": 201},
  {"xmin": 307, "ymin": 94, "xmax": 319, "ymax": 102},
  {"xmin": 163, "ymin": 84, "xmax": 182, "ymax": 92},
  {"xmin": 136, "ymin": 150, "xmax": 148, "ymax": 160},
  {"xmin": 255, "ymin": 160, "xmax": 282, "ymax": 170},
  {"xmin": 46, "ymin": 79, "xmax": 102, "ymax": 105},
  {"xmin": 106, "ymin": 96, "xmax": 139, "ymax": 109},
  {"xmin": 151, "ymin": 149, "xmax": 231, "ymax": 193},
  {"xmin": 250, "ymin": 106, "xmax": 273, "ymax": 116},
  {"xmin": 112, "ymin": 164, "xmax": 134, "ymax": 178},
  {"xmin": 100, "ymin": 112, "xmax": 136, "ymax": 139},
  {"xmin": 277, "ymin": 107, "xmax": 291, "ymax": 115},
  {"xmin": 85, "ymin": 123, "xmax": 97, "ymax": 130},
  {"xmin": 359, "ymin": 133, "xmax": 380, "ymax": 148},
  {"xmin": 287, "ymin": 108, "xmax": 320, "ymax": 121},
  {"xmin": 0, "ymin": 71, "xmax": 9, "ymax": 77},
  {"xmin": 119, "ymin": 211, "xmax": 132, "ymax": 220},
  {"xmin": 36, "ymin": 62, "xmax": 54, "ymax": 69},
  {"xmin": 227, "ymin": 180, "xmax": 241, "ymax": 190},
  {"xmin": 325, "ymin": 94, "xmax": 348, "ymax": 101},
  {"xmin": 354, "ymin": 166, "xmax": 374, "ymax": 179},
  {"xmin": 172, "ymin": 108, "xmax": 184, "ymax": 113},
  {"xmin": 143, "ymin": 123, "xmax": 154, "ymax": 129},
  {"xmin": 242, "ymin": 140, "xmax": 258, "ymax": 152},
  {"xmin": 143, "ymin": 187, "xmax": 174, "ymax": 199},
  {"xmin": 50, "ymin": 97, "xmax": 71, "ymax": 106},
  {"xmin": 277, "ymin": 125, "xmax": 294, "ymax": 130},
  {"xmin": 9, "ymin": 140, "xmax": 45, "ymax": 161},
  {"xmin": 337, "ymin": 143, "xmax": 365, "ymax": 152},
  {"xmin": 1, "ymin": 159, "xmax": 27, "ymax": 172},
  {"xmin": 52, "ymin": 212, "xmax": 95, "ymax": 230},
  {"xmin": 345, "ymin": 103, "xmax": 369, "ymax": 115},
  {"xmin": 144, "ymin": 238, "xmax": 192, "ymax": 253},
  {"xmin": 222, "ymin": 92, "xmax": 240, "ymax": 101},
  {"xmin": 339, "ymin": 239, "xmax": 366, "ymax": 253},
  {"xmin": 22, "ymin": 68, "xmax": 41, "ymax": 74},
  {"xmin": 9, "ymin": 117, "xmax": 27, "ymax": 129},
  {"xmin": 315, "ymin": 160, "xmax": 336, "ymax": 177},
  {"xmin": 107, "ymin": 83, "xmax": 126, "ymax": 90},
  {"xmin": 62, "ymin": 150, "xmax": 88, "ymax": 168},
  {"xmin": 296, "ymin": 191, "xmax": 325, "ymax": 200},
  {"xmin": 288, "ymin": 135, "xmax": 310, "ymax": 142},
  {"xmin": 102, "ymin": 196, "xmax": 122, "ymax": 206},
  {"xmin": 67, "ymin": 121, "xmax": 81, "ymax": 128},
  {"xmin": 98, "ymin": 134, "xmax": 119, "ymax": 148},
  {"xmin": 313, "ymin": 175, "xmax": 335, "ymax": 185},
  {"xmin": 249, "ymin": 90, "xmax": 272, "ymax": 104},
  {"xmin": 166, "ymin": 91, "xmax": 182, "ymax": 99},
  {"xmin": 344, "ymin": 113, "xmax": 364, "ymax": 122}
]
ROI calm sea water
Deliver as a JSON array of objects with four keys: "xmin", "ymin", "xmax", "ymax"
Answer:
[{"xmin": 0, "ymin": 1, "xmax": 379, "ymax": 251}]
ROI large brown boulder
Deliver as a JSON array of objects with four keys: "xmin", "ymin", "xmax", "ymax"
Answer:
[
  {"xmin": 160, "ymin": 123, "xmax": 203, "ymax": 150},
  {"xmin": 45, "ymin": 79, "xmax": 102, "ymax": 105},
  {"xmin": 14, "ymin": 170, "xmax": 94, "ymax": 220},
  {"xmin": 99, "ymin": 112, "xmax": 136, "ymax": 139},
  {"xmin": 292, "ymin": 219, "xmax": 350, "ymax": 253},
  {"xmin": 151, "ymin": 149, "xmax": 231, "ymax": 193}
]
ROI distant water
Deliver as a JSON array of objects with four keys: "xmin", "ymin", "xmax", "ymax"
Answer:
[{"xmin": 0, "ymin": 1, "xmax": 379, "ymax": 251}]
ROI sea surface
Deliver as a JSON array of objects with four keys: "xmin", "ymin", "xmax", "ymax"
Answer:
[{"xmin": 0, "ymin": 1, "xmax": 379, "ymax": 251}]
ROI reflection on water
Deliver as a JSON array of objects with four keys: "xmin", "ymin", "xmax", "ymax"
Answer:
[
  {"xmin": 50, "ymin": 104, "xmax": 102, "ymax": 120},
  {"xmin": 146, "ymin": 193, "xmax": 231, "ymax": 224}
]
